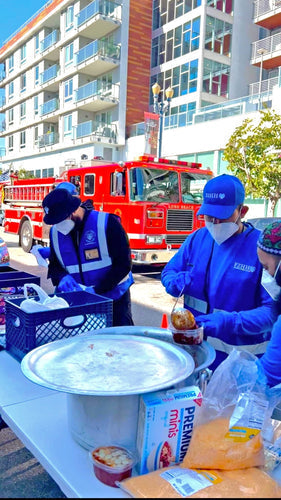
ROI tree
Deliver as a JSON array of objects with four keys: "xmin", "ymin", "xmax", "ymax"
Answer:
[
  {"xmin": 223, "ymin": 109, "xmax": 281, "ymax": 216},
  {"xmin": 16, "ymin": 168, "xmax": 35, "ymax": 179}
]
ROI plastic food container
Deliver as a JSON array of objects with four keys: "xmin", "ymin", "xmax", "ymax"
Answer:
[
  {"xmin": 89, "ymin": 445, "xmax": 136, "ymax": 487},
  {"xmin": 172, "ymin": 325, "xmax": 204, "ymax": 345}
]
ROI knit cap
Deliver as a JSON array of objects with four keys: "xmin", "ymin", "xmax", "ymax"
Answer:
[{"xmin": 257, "ymin": 221, "xmax": 281, "ymax": 255}]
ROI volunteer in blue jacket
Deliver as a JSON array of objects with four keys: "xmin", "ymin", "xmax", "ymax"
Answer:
[
  {"xmin": 161, "ymin": 174, "xmax": 275, "ymax": 370},
  {"xmin": 256, "ymin": 221, "xmax": 281, "ymax": 387},
  {"xmin": 42, "ymin": 188, "xmax": 134, "ymax": 326}
]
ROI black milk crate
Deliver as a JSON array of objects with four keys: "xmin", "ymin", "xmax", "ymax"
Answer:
[{"xmin": 5, "ymin": 290, "xmax": 113, "ymax": 360}]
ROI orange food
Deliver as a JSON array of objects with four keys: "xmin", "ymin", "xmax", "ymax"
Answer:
[
  {"xmin": 182, "ymin": 417, "xmax": 264, "ymax": 470},
  {"xmin": 171, "ymin": 307, "xmax": 196, "ymax": 330},
  {"xmin": 119, "ymin": 465, "xmax": 281, "ymax": 498}
]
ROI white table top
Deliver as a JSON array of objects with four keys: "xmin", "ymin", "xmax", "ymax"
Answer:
[{"xmin": 1, "ymin": 350, "xmax": 281, "ymax": 498}]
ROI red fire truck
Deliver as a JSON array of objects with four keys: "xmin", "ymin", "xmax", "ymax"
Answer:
[{"xmin": 3, "ymin": 156, "xmax": 212, "ymax": 264}]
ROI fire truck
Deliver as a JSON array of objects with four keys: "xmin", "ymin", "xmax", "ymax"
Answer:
[{"xmin": 3, "ymin": 156, "xmax": 212, "ymax": 264}]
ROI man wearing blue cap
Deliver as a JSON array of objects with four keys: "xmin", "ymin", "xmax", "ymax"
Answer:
[
  {"xmin": 42, "ymin": 188, "xmax": 134, "ymax": 326},
  {"xmin": 161, "ymin": 174, "xmax": 275, "ymax": 370}
]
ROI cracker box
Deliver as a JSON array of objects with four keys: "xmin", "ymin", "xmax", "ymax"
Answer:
[{"xmin": 136, "ymin": 385, "xmax": 202, "ymax": 474}]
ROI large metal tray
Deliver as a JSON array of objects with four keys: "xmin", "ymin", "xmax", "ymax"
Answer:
[{"xmin": 21, "ymin": 334, "xmax": 195, "ymax": 396}]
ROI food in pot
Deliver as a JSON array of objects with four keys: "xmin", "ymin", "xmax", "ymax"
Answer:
[
  {"xmin": 171, "ymin": 307, "xmax": 196, "ymax": 330},
  {"xmin": 90, "ymin": 445, "xmax": 135, "ymax": 487}
]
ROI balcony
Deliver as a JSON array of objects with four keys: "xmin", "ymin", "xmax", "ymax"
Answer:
[
  {"xmin": 40, "ymin": 30, "xmax": 60, "ymax": 61},
  {"xmin": 40, "ymin": 98, "xmax": 59, "ymax": 117},
  {"xmin": 75, "ymin": 80, "xmax": 119, "ymax": 111},
  {"xmin": 38, "ymin": 131, "xmax": 59, "ymax": 148},
  {"xmin": 254, "ymin": 0, "xmax": 281, "ymax": 29},
  {"xmin": 76, "ymin": 39, "xmax": 120, "ymax": 77},
  {"xmin": 249, "ymin": 76, "xmax": 279, "ymax": 95},
  {"xmin": 75, "ymin": 119, "xmax": 117, "ymax": 142},
  {"xmin": 76, "ymin": 0, "xmax": 121, "ymax": 39},
  {"xmin": 251, "ymin": 33, "xmax": 281, "ymax": 69}
]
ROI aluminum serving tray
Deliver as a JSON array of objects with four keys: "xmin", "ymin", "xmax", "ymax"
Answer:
[{"xmin": 21, "ymin": 334, "xmax": 195, "ymax": 396}]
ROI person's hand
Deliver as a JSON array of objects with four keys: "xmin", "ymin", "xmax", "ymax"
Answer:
[
  {"xmin": 38, "ymin": 246, "xmax": 50, "ymax": 259},
  {"xmin": 196, "ymin": 311, "xmax": 232, "ymax": 338},
  {"xmin": 30, "ymin": 244, "xmax": 49, "ymax": 267},
  {"xmin": 57, "ymin": 275, "xmax": 83, "ymax": 292},
  {"xmin": 165, "ymin": 272, "xmax": 191, "ymax": 297},
  {"xmin": 84, "ymin": 286, "xmax": 96, "ymax": 295}
]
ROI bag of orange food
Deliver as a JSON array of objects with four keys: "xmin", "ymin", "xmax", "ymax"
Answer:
[{"xmin": 182, "ymin": 349, "xmax": 281, "ymax": 470}]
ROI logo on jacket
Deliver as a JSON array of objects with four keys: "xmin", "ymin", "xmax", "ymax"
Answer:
[
  {"xmin": 85, "ymin": 230, "xmax": 97, "ymax": 244},
  {"xmin": 233, "ymin": 262, "xmax": 256, "ymax": 272}
]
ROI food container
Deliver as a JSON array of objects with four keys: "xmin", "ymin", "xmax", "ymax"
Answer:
[
  {"xmin": 171, "ymin": 325, "xmax": 204, "ymax": 345},
  {"xmin": 89, "ymin": 445, "xmax": 136, "ymax": 487}
]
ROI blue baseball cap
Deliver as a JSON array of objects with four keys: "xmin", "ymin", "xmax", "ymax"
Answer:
[
  {"xmin": 197, "ymin": 174, "xmax": 245, "ymax": 219},
  {"xmin": 56, "ymin": 181, "xmax": 78, "ymax": 195},
  {"xmin": 43, "ymin": 188, "xmax": 81, "ymax": 225}
]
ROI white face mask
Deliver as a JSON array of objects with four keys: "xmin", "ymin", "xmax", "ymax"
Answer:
[
  {"xmin": 205, "ymin": 213, "xmax": 240, "ymax": 245},
  {"xmin": 55, "ymin": 218, "xmax": 75, "ymax": 235},
  {"xmin": 261, "ymin": 261, "xmax": 281, "ymax": 301}
]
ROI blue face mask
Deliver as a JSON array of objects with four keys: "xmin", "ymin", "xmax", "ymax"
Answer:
[{"xmin": 261, "ymin": 261, "xmax": 281, "ymax": 300}]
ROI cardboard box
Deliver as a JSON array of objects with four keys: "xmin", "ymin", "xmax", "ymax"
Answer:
[{"xmin": 136, "ymin": 385, "xmax": 202, "ymax": 474}]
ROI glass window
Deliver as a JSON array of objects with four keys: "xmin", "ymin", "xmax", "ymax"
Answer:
[
  {"xmin": 66, "ymin": 5, "xmax": 74, "ymax": 29},
  {"xmin": 64, "ymin": 114, "xmax": 72, "ymax": 136},
  {"xmin": 20, "ymin": 102, "xmax": 26, "ymax": 119},
  {"xmin": 20, "ymin": 73, "xmax": 26, "ymax": 92},
  {"xmin": 203, "ymin": 58, "xmax": 230, "ymax": 97},
  {"xmin": 35, "ymin": 34, "xmax": 39, "ymax": 53},
  {"xmin": 35, "ymin": 65, "xmax": 39, "ymax": 85},
  {"xmin": 65, "ymin": 43, "xmax": 74, "ymax": 65},
  {"xmin": 64, "ymin": 78, "xmax": 73, "ymax": 101},
  {"xmin": 20, "ymin": 131, "xmax": 26, "ymax": 148},
  {"xmin": 8, "ymin": 135, "xmax": 13, "ymax": 151},
  {"xmin": 20, "ymin": 44, "xmax": 26, "ymax": 64},
  {"xmin": 34, "ymin": 126, "xmax": 39, "ymax": 146},
  {"xmin": 207, "ymin": 0, "xmax": 233, "ymax": 14},
  {"xmin": 8, "ymin": 54, "xmax": 14, "ymax": 72},
  {"xmin": 8, "ymin": 82, "xmax": 14, "ymax": 98},
  {"xmin": 34, "ymin": 95, "xmax": 39, "ymax": 115},
  {"xmin": 8, "ymin": 108, "xmax": 14, "ymax": 124},
  {"xmin": 152, "ymin": 17, "xmax": 200, "ymax": 64},
  {"xmin": 205, "ymin": 15, "xmax": 232, "ymax": 57},
  {"xmin": 84, "ymin": 174, "xmax": 95, "ymax": 195}
]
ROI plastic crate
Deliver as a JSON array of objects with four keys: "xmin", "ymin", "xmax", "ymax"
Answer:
[{"xmin": 5, "ymin": 290, "xmax": 113, "ymax": 360}]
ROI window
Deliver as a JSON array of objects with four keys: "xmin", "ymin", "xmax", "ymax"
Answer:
[
  {"xmin": 35, "ymin": 65, "xmax": 39, "ymax": 85},
  {"xmin": 152, "ymin": 0, "xmax": 201, "ymax": 29},
  {"xmin": 20, "ymin": 44, "xmax": 26, "ymax": 64},
  {"xmin": 150, "ymin": 59, "xmax": 198, "ymax": 104},
  {"xmin": 66, "ymin": 5, "xmax": 74, "ymax": 30},
  {"xmin": 20, "ymin": 73, "xmax": 26, "ymax": 92},
  {"xmin": 203, "ymin": 58, "xmax": 230, "ymax": 97},
  {"xmin": 20, "ymin": 102, "xmax": 26, "ymax": 120},
  {"xmin": 64, "ymin": 114, "xmax": 72, "ymax": 137},
  {"xmin": 207, "ymin": 0, "xmax": 233, "ymax": 14},
  {"xmin": 8, "ymin": 82, "xmax": 14, "ymax": 99},
  {"xmin": 64, "ymin": 78, "xmax": 73, "ymax": 102},
  {"xmin": 42, "ymin": 168, "xmax": 54, "ymax": 177},
  {"xmin": 20, "ymin": 131, "xmax": 26, "ymax": 148},
  {"xmin": 34, "ymin": 95, "xmax": 39, "ymax": 115},
  {"xmin": 8, "ymin": 135, "xmax": 13, "ymax": 151},
  {"xmin": 8, "ymin": 108, "xmax": 14, "ymax": 125},
  {"xmin": 35, "ymin": 34, "xmax": 40, "ymax": 53},
  {"xmin": 65, "ymin": 43, "xmax": 74, "ymax": 65},
  {"xmin": 205, "ymin": 16, "xmax": 232, "ymax": 57},
  {"xmin": 84, "ymin": 174, "xmax": 95, "ymax": 195},
  {"xmin": 34, "ymin": 126, "xmax": 39, "ymax": 146},
  {"xmin": 8, "ymin": 54, "xmax": 14, "ymax": 73}
]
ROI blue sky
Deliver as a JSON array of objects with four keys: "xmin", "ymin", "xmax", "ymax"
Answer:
[{"xmin": 1, "ymin": 0, "xmax": 48, "ymax": 47}]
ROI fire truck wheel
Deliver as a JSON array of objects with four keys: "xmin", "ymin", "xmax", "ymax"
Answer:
[{"xmin": 20, "ymin": 220, "xmax": 33, "ymax": 253}]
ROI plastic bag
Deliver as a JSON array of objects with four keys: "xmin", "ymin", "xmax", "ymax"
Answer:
[
  {"xmin": 20, "ymin": 283, "xmax": 69, "ymax": 313},
  {"xmin": 119, "ymin": 465, "xmax": 281, "ymax": 498},
  {"xmin": 182, "ymin": 349, "xmax": 281, "ymax": 470}
]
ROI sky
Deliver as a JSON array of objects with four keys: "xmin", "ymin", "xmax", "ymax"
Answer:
[{"xmin": 0, "ymin": 0, "xmax": 48, "ymax": 47}]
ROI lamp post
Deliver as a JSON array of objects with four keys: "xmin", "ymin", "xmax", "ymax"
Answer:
[
  {"xmin": 152, "ymin": 82, "xmax": 174, "ymax": 158},
  {"xmin": 257, "ymin": 47, "xmax": 268, "ymax": 110}
]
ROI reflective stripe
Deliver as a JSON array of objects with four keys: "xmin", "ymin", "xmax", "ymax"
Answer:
[
  {"xmin": 184, "ymin": 295, "xmax": 208, "ymax": 314},
  {"xmin": 206, "ymin": 336, "xmax": 269, "ymax": 356},
  {"xmin": 118, "ymin": 273, "xmax": 130, "ymax": 285},
  {"xmin": 52, "ymin": 227, "xmax": 80, "ymax": 273}
]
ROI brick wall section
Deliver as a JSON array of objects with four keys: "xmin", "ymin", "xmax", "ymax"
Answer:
[{"xmin": 126, "ymin": 0, "xmax": 153, "ymax": 132}]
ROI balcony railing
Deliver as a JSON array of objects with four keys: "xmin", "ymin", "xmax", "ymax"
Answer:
[
  {"xmin": 75, "ymin": 119, "xmax": 117, "ymax": 140},
  {"xmin": 38, "ymin": 131, "xmax": 59, "ymax": 148},
  {"xmin": 254, "ymin": 0, "xmax": 281, "ymax": 18},
  {"xmin": 76, "ymin": 0, "xmax": 121, "ymax": 28},
  {"xmin": 249, "ymin": 76, "xmax": 279, "ymax": 95},
  {"xmin": 40, "ymin": 98, "xmax": 59, "ymax": 116},
  {"xmin": 75, "ymin": 80, "xmax": 119, "ymax": 102},
  {"xmin": 76, "ymin": 39, "xmax": 120, "ymax": 65},
  {"xmin": 40, "ymin": 30, "xmax": 59, "ymax": 53},
  {"xmin": 251, "ymin": 32, "xmax": 281, "ymax": 60},
  {"xmin": 40, "ymin": 64, "xmax": 59, "ymax": 85}
]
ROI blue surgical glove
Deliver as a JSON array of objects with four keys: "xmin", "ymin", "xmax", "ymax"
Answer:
[
  {"xmin": 57, "ymin": 275, "xmax": 83, "ymax": 292},
  {"xmin": 196, "ymin": 311, "xmax": 233, "ymax": 339},
  {"xmin": 164, "ymin": 272, "xmax": 192, "ymax": 297},
  {"xmin": 38, "ymin": 246, "xmax": 51, "ymax": 259},
  {"xmin": 84, "ymin": 286, "xmax": 96, "ymax": 295}
]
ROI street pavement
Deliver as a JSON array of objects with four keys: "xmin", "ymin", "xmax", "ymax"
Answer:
[{"xmin": 0, "ymin": 228, "xmax": 176, "ymax": 498}]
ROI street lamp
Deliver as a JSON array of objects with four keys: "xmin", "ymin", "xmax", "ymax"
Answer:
[
  {"xmin": 152, "ymin": 82, "xmax": 174, "ymax": 158},
  {"xmin": 257, "ymin": 47, "xmax": 268, "ymax": 110}
]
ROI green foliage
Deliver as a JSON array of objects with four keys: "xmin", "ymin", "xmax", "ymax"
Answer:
[
  {"xmin": 223, "ymin": 109, "xmax": 281, "ymax": 216},
  {"xmin": 16, "ymin": 169, "xmax": 35, "ymax": 179}
]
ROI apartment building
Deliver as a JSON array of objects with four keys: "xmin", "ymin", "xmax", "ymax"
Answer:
[{"xmin": 0, "ymin": 0, "xmax": 153, "ymax": 176}]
